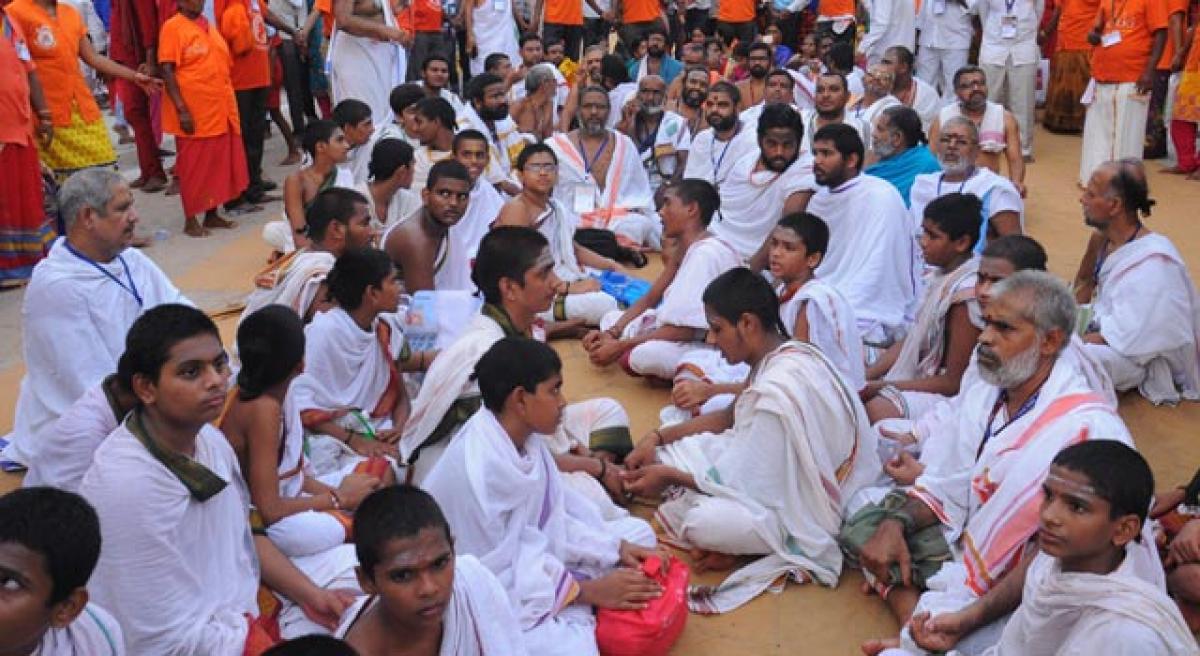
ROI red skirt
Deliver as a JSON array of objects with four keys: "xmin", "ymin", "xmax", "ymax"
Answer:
[
  {"xmin": 175, "ymin": 131, "xmax": 250, "ymax": 216},
  {"xmin": 0, "ymin": 141, "xmax": 52, "ymax": 281}
]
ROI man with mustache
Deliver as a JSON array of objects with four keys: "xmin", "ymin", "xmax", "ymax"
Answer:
[
  {"xmin": 665, "ymin": 65, "xmax": 710, "ymax": 137},
  {"xmin": 1072, "ymin": 159, "xmax": 1200, "ymax": 405},
  {"xmin": 910, "ymin": 117, "xmax": 1024, "ymax": 249},
  {"xmin": 929, "ymin": 67, "xmax": 1025, "ymax": 193},
  {"xmin": 457, "ymin": 72, "xmax": 527, "ymax": 195},
  {"xmin": 735, "ymin": 41, "xmax": 773, "ymax": 111},
  {"xmin": 849, "ymin": 64, "xmax": 902, "ymax": 132},
  {"xmin": 617, "ymin": 74, "xmax": 692, "ymax": 194},
  {"xmin": 4, "ymin": 169, "xmax": 190, "ymax": 470},
  {"xmin": 626, "ymin": 24, "xmax": 682, "ymax": 84},
  {"xmin": 805, "ymin": 123, "xmax": 917, "ymax": 349},
  {"xmin": 800, "ymin": 72, "xmax": 871, "ymax": 153},
  {"xmin": 848, "ymin": 271, "xmax": 1132, "ymax": 656},
  {"xmin": 976, "ymin": 0, "xmax": 1040, "ymax": 161},
  {"xmin": 558, "ymin": 44, "xmax": 606, "ymax": 131},
  {"xmin": 547, "ymin": 86, "xmax": 661, "ymax": 249},
  {"xmin": 739, "ymin": 68, "xmax": 799, "ymax": 130},
  {"xmin": 682, "ymin": 81, "xmax": 760, "ymax": 185},
  {"xmin": 664, "ymin": 43, "xmax": 706, "ymax": 99},
  {"xmin": 711, "ymin": 103, "xmax": 815, "ymax": 264},
  {"xmin": 864, "ymin": 105, "xmax": 942, "ymax": 206},
  {"xmin": 382, "ymin": 159, "xmax": 473, "ymax": 292},
  {"xmin": 883, "ymin": 46, "xmax": 940, "ymax": 133}
]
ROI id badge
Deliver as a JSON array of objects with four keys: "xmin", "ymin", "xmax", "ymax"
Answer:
[
  {"xmin": 933, "ymin": 0, "xmax": 946, "ymax": 14},
  {"xmin": 493, "ymin": 0, "xmax": 505, "ymax": 9},
  {"xmin": 573, "ymin": 182, "xmax": 596, "ymax": 213},
  {"xmin": 1101, "ymin": 30, "xmax": 1123, "ymax": 47},
  {"xmin": 1000, "ymin": 15, "xmax": 1017, "ymax": 39}
]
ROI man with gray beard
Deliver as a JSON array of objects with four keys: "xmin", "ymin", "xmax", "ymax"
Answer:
[
  {"xmin": 616, "ymin": 75, "xmax": 692, "ymax": 195},
  {"xmin": 864, "ymin": 105, "xmax": 941, "ymax": 206},
  {"xmin": 844, "ymin": 271, "xmax": 1135, "ymax": 656},
  {"xmin": 909, "ymin": 117, "xmax": 1024, "ymax": 255},
  {"xmin": 929, "ymin": 67, "xmax": 1025, "ymax": 194}
]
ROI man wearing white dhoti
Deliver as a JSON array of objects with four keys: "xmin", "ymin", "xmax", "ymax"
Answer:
[
  {"xmin": 863, "ymin": 194, "xmax": 983, "ymax": 423},
  {"xmin": 844, "ymin": 272, "xmax": 1133, "ymax": 656},
  {"xmin": 463, "ymin": 0, "xmax": 521, "ymax": 76},
  {"xmin": 494, "ymin": 143, "xmax": 623, "ymax": 327},
  {"xmin": 0, "ymin": 487, "xmax": 126, "ymax": 656},
  {"xmin": 683, "ymin": 82, "xmax": 760, "ymax": 185},
  {"xmin": 329, "ymin": 0, "xmax": 408, "ymax": 124},
  {"xmin": 357, "ymin": 137, "xmax": 422, "ymax": 233},
  {"xmin": 586, "ymin": 181, "xmax": 742, "ymax": 380},
  {"xmin": 402, "ymin": 227, "xmax": 634, "ymax": 492},
  {"xmin": 911, "ymin": 118, "xmax": 1024, "ymax": 254},
  {"xmin": 894, "ymin": 442, "xmax": 1194, "ymax": 656},
  {"xmin": 547, "ymin": 86, "xmax": 662, "ymax": 249},
  {"xmin": 4, "ymin": 170, "xmax": 189, "ymax": 469},
  {"xmin": 382, "ymin": 160, "xmax": 473, "ymax": 293},
  {"xmin": 616, "ymin": 75, "xmax": 691, "ymax": 194},
  {"xmin": 801, "ymin": 73, "xmax": 872, "ymax": 154},
  {"xmin": 336, "ymin": 485, "xmax": 527, "ymax": 655},
  {"xmin": 459, "ymin": 73, "xmax": 530, "ymax": 196},
  {"xmin": 624, "ymin": 269, "xmax": 881, "ymax": 614},
  {"xmin": 712, "ymin": 103, "xmax": 816, "ymax": 265},
  {"xmin": 806, "ymin": 123, "xmax": 919, "ymax": 348},
  {"xmin": 1074, "ymin": 160, "xmax": 1200, "ymax": 405},
  {"xmin": 79, "ymin": 305, "xmax": 264, "ymax": 655},
  {"xmin": 424, "ymin": 337, "xmax": 660, "ymax": 656},
  {"xmin": 929, "ymin": 68, "xmax": 1026, "ymax": 194}
]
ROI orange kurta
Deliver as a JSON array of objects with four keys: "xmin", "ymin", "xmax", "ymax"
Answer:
[
  {"xmin": 1089, "ymin": 0, "xmax": 1170, "ymax": 83},
  {"xmin": 1156, "ymin": 0, "xmax": 1188, "ymax": 70},
  {"xmin": 6, "ymin": 0, "xmax": 99, "ymax": 127},
  {"xmin": 623, "ymin": 0, "xmax": 660, "ymax": 23},
  {"xmin": 0, "ymin": 9, "xmax": 35, "ymax": 146},
  {"xmin": 1056, "ymin": 0, "xmax": 1100, "ymax": 52},
  {"xmin": 158, "ymin": 13, "xmax": 241, "ymax": 137},
  {"xmin": 216, "ymin": 0, "xmax": 270, "ymax": 90}
]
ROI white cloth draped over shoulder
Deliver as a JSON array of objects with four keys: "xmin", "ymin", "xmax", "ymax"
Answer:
[
  {"xmin": 711, "ymin": 150, "xmax": 817, "ymax": 261},
  {"xmin": 657, "ymin": 235, "xmax": 743, "ymax": 329},
  {"xmin": 885, "ymin": 258, "xmax": 979, "ymax": 382},
  {"xmin": 22, "ymin": 379, "xmax": 123, "ymax": 493},
  {"xmin": 33, "ymin": 603, "xmax": 125, "ymax": 656},
  {"xmin": 547, "ymin": 131, "xmax": 660, "ymax": 247},
  {"xmin": 335, "ymin": 555, "xmax": 528, "ymax": 655},
  {"xmin": 807, "ymin": 174, "xmax": 919, "ymax": 344},
  {"xmin": 457, "ymin": 105, "xmax": 531, "ymax": 188},
  {"xmin": 81, "ymin": 422, "xmax": 260, "ymax": 655},
  {"xmin": 984, "ymin": 550, "xmax": 1197, "ymax": 656},
  {"xmin": 909, "ymin": 168, "xmax": 1024, "ymax": 253},
  {"xmin": 908, "ymin": 78, "xmax": 942, "ymax": 133},
  {"xmin": 938, "ymin": 101, "xmax": 1006, "ymax": 153},
  {"xmin": 1087, "ymin": 233, "xmax": 1200, "ymax": 405},
  {"xmin": 781, "ymin": 278, "xmax": 866, "ymax": 391},
  {"xmin": 683, "ymin": 123, "xmax": 759, "ymax": 186},
  {"xmin": 6, "ymin": 238, "xmax": 189, "ymax": 467},
  {"xmin": 424, "ymin": 408, "xmax": 653, "ymax": 655},
  {"xmin": 239, "ymin": 249, "xmax": 336, "ymax": 328},
  {"xmin": 800, "ymin": 110, "xmax": 872, "ymax": 154},
  {"xmin": 436, "ymin": 179, "xmax": 504, "ymax": 291},
  {"xmin": 656, "ymin": 342, "xmax": 882, "ymax": 614},
  {"xmin": 328, "ymin": 0, "xmax": 405, "ymax": 124},
  {"xmin": 467, "ymin": 0, "xmax": 520, "ymax": 76}
]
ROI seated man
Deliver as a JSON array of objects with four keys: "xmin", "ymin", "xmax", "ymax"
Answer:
[
  {"xmin": 928, "ymin": 66, "xmax": 1025, "ymax": 194},
  {"xmin": 268, "ymin": 120, "xmax": 355, "ymax": 256},
  {"xmin": 291, "ymin": 248, "xmax": 417, "ymax": 472},
  {"xmin": 864, "ymin": 105, "xmax": 941, "ymax": 207},
  {"xmin": 245, "ymin": 188, "xmax": 374, "ymax": 327},
  {"xmin": 458, "ymin": 72, "xmax": 528, "ymax": 195},
  {"xmin": 616, "ymin": 74, "xmax": 691, "ymax": 195},
  {"xmin": 737, "ymin": 68, "xmax": 798, "ymax": 130},
  {"xmin": 400, "ymin": 227, "xmax": 634, "ymax": 501},
  {"xmin": 910, "ymin": 117, "xmax": 1023, "ymax": 252},
  {"xmin": 1151, "ymin": 466, "xmax": 1200, "ymax": 631},
  {"xmin": 1073, "ymin": 159, "xmax": 1200, "ymax": 405},
  {"xmin": 332, "ymin": 99, "xmax": 376, "ymax": 185},
  {"xmin": 843, "ymin": 272, "xmax": 1132, "ymax": 655},
  {"xmin": 5, "ymin": 169, "xmax": 189, "ymax": 469},
  {"xmin": 862, "ymin": 193, "xmax": 983, "ymax": 423},
  {"xmin": 511, "ymin": 63, "xmax": 559, "ymax": 140},
  {"xmin": 893, "ymin": 441, "xmax": 1193, "ymax": 655},
  {"xmin": 0, "ymin": 487, "xmax": 125, "ymax": 655},
  {"xmin": 417, "ymin": 54, "xmax": 466, "ymax": 112},
  {"xmin": 423, "ymin": 337, "xmax": 659, "ymax": 655},
  {"xmin": 623, "ymin": 269, "xmax": 881, "ymax": 614},
  {"xmin": 382, "ymin": 160, "xmax": 472, "ymax": 293},
  {"xmin": 801, "ymin": 72, "xmax": 871, "ymax": 154},
  {"xmin": 494, "ymin": 143, "xmax": 623, "ymax": 327},
  {"xmin": 547, "ymin": 86, "xmax": 662, "ymax": 250},
  {"xmin": 683, "ymin": 82, "xmax": 759, "ymax": 186},
  {"xmin": 408, "ymin": 97, "xmax": 457, "ymax": 191},
  {"xmin": 358, "ymin": 137, "xmax": 421, "ymax": 232},
  {"xmin": 584, "ymin": 180, "xmax": 742, "ymax": 380},
  {"xmin": 373, "ymin": 83, "xmax": 424, "ymax": 147},
  {"xmin": 848, "ymin": 64, "xmax": 901, "ymax": 131},
  {"xmin": 80, "ymin": 305, "xmax": 264, "ymax": 654},
  {"xmin": 336, "ymin": 485, "xmax": 525, "ymax": 653},
  {"xmin": 882, "ymin": 46, "xmax": 940, "ymax": 133},
  {"xmin": 806, "ymin": 124, "xmax": 919, "ymax": 351}
]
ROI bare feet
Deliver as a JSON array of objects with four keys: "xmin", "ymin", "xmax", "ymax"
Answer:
[
  {"xmin": 860, "ymin": 637, "xmax": 900, "ymax": 655},
  {"xmin": 184, "ymin": 218, "xmax": 210, "ymax": 237},
  {"xmin": 279, "ymin": 151, "xmax": 303, "ymax": 166},
  {"xmin": 203, "ymin": 214, "xmax": 237, "ymax": 230},
  {"xmin": 165, "ymin": 178, "xmax": 180, "ymax": 196},
  {"xmin": 1162, "ymin": 165, "xmax": 1192, "ymax": 175},
  {"xmin": 689, "ymin": 549, "xmax": 741, "ymax": 574},
  {"xmin": 1188, "ymin": 170, "xmax": 1200, "ymax": 181},
  {"xmin": 141, "ymin": 175, "xmax": 169, "ymax": 193}
]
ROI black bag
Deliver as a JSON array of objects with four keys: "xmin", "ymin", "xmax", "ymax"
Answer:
[{"xmin": 574, "ymin": 228, "xmax": 648, "ymax": 268}]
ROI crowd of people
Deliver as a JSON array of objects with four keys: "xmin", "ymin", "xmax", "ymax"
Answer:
[{"xmin": 3, "ymin": 0, "xmax": 1200, "ymax": 654}]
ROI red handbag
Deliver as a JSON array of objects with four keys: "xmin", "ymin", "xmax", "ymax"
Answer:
[{"xmin": 595, "ymin": 556, "xmax": 690, "ymax": 656}]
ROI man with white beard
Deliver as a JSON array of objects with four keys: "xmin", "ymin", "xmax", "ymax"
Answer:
[
  {"xmin": 910, "ymin": 117, "xmax": 1024, "ymax": 253},
  {"xmin": 616, "ymin": 75, "xmax": 692, "ymax": 194}
]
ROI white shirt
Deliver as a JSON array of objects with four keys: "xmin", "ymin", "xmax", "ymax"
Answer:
[
  {"xmin": 857, "ymin": 0, "xmax": 916, "ymax": 63},
  {"xmin": 683, "ymin": 121, "xmax": 760, "ymax": 185},
  {"xmin": 918, "ymin": 0, "xmax": 978, "ymax": 50},
  {"xmin": 978, "ymin": 0, "xmax": 1044, "ymax": 66}
]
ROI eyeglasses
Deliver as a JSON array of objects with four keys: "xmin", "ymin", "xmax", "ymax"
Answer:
[
  {"xmin": 939, "ymin": 136, "xmax": 977, "ymax": 147},
  {"xmin": 524, "ymin": 163, "xmax": 557, "ymax": 173}
]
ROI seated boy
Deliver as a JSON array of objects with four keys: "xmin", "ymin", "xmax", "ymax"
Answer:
[
  {"xmin": 79, "ymin": 304, "xmax": 265, "ymax": 654},
  {"xmin": 400, "ymin": 228, "xmax": 634, "ymax": 513},
  {"xmin": 336, "ymin": 485, "xmax": 525, "ymax": 654},
  {"xmin": 332, "ymin": 99, "xmax": 376, "ymax": 185},
  {"xmin": 583, "ymin": 179, "xmax": 742, "ymax": 379},
  {"xmin": 265, "ymin": 120, "xmax": 356, "ymax": 257},
  {"xmin": 622, "ymin": 269, "xmax": 881, "ymax": 614},
  {"xmin": 0, "ymin": 487, "xmax": 124, "ymax": 655},
  {"xmin": 669, "ymin": 212, "xmax": 866, "ymax": 417},
  {"xmin": 423, "ymin": 337, "xmax": 660, "ymax": 655},
  {"xmin": 374, "ymin": 83, "xmax": 424, "ymax": 147},
  {"xmin": 862, "ymin": 193, "xmax": 984, "ymax": 424},
  {"xmin": 291, "ymin": 248, "xmax": 423, "ymax": 474},
  {"xmin": 494, "ymin": 143, "xmax": 624, "ymax": 328},
  {"xmin": 382, "ymin": 159, "xmax": 473, "ymax": 293},
  {"xmin": 884, "ymin": 441, "xmax": 1194, "ymax": 655}
]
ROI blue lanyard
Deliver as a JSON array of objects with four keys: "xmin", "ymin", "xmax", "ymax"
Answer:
[
  {"xmin": 976, "ymin": 390, "xmax": 1039, "ymax": 460},
  {"xmin": 1004, "ymin": 0, "xmax": 1017, "ymax": 13},
  {"xmin": 936, "ymin": 170, "xmax": 971, "ymax": 196},
  {"xmin": 63, "ymin": 241, "xmax": 144, "ymax": 307},
  {"xmin": 576, "ymin": 132, "xmax": 610, "ymax": 175},
  {"xmin": 711, "ymin": 130, "xmax": 737, "ymax": 181}
]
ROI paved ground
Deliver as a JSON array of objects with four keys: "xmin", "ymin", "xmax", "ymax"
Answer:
[{"xmin": 2, "ymin": 117, "xmax": 1200, "ymax": 653}]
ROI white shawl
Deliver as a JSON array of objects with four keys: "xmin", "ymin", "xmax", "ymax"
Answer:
[
  {"xmin": 423, "ymin": 409, "xmax": 621, "ymax": 629},
  {"xmin": 547, "ymin": 131, "xmax": 656, "ymax": 228},
  {"xmin": 33, "ymin": 603, "xmax": 125, "ymax": 656},
  {"xmin": 456, "ymin": 105, "xmax": 531, "ymax": 187},
  {"xmin": 781, "ymin": 278, "xmax": 866, "ymax": 391},
  {"xmin": 435, "ymin": 179, "xmax": 504, "ymax": 292},
  {"xmin": 656, "ymin": 235, "xmax": 743, "ymax": 329},
  {"xmin": 534, "ymin": 199, "xmax": 587, "ymax": 282},
  {"xmin": 290, "ymin": 308, "xmax": 406, "ymax": 422},
  {"xmin": 886, "ymin": 257, "xmax": 979, "ymax": 381},
  {"xmin": 239, "ymin": 249, "xmax": 336, "ymax": 328},
  {"xmin": 658, "ymin": 342, "xmax": 882, "ymax": 613},
  {"xmin": 22, "ymin": 379, "xmax": 123, "ymax": 493},
  {"xmin": 1093, "ymin": 233, "xmax": 1200, "ymax": 404},
  {"xmin": 712, "ymin": 149, "xmax": 817, "ymax": 260}
]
